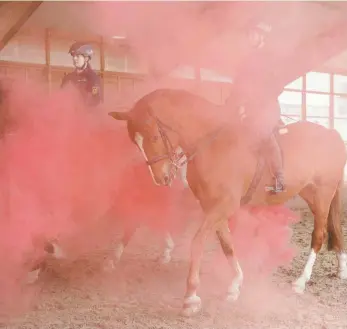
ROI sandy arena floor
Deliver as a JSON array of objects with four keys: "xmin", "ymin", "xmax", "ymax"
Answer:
[{"xmin": 2, "ymin": 196, "xmax": 347, "ymax": 329}]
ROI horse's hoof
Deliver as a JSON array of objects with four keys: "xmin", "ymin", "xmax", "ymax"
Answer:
[
  {"xmin": 292, "ymin": 279, "xmax": 305, "ymax": 294},
  {"xmin": 26, "ymin": 268, "xmax": 41, "ymax": 285},
  {"xmin": 338, "ymin": 268, "xmax": 347, "ymax": 280},
  {"xmin": 181, "ymin": 295, "xmax": 202, "ymax": 317},
  {"xmin": 226, "ymin": 287, "xmax": 240, "ymax": 302}
]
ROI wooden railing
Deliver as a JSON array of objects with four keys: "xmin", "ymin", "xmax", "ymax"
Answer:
[{"xmin": 0, "ymin": 60, "xmax": 234, "ymax": 104}]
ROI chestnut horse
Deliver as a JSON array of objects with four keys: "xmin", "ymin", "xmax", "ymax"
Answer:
[{"xmin": 109, "ymin": 88, "xmax": 347, "ymax": 317}]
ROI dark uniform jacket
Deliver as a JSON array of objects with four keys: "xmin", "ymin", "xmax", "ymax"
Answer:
[{"xmin": 61, "ymin": 65, "xmax": 102, "ymax": 107}]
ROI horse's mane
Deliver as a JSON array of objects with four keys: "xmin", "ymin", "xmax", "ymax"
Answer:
[{"xmin": 132, "ymin": 88, "xmax": 240, "ymax": 132}]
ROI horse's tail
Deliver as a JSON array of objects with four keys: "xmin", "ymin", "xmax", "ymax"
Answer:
[{"xmin": 327, "ymin": 179, "xmax": 344, "ymax": 252}]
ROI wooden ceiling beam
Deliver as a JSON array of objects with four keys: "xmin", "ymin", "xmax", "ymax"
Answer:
[{"xmin": 0, "ymin": 1, "xmax": 43, "ymax": 52}]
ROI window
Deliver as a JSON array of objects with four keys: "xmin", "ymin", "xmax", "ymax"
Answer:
[
  {"xmin": 126, "ymin": 52, "xmax": 148, "ymax": 74},
  {"xmin": 285, "ymin": 77, "xmax": 303, "ymax": 90},
  {"xmin": 1, "ymin": 34, "xmax": 45, "ymax": 65},
  {"xmin": 306, "ymin": 116, "xmax": 330, "ymax": 128},
  {"xmin": 170, "ymin": 65, "xmax": 195, "ymax": 79},
  {"xmin": 306, "ymin": 72, "xmax": 330, "ymax": 93},
  {"xmin": 200, "ymin": 68, "xmax": 233, "ymax": 83},
  {"xmin": 334, "ymin": 118, "xmax": 347, "ymax": 141},
  {"xmin": 105, "ymin": 50, "xmax": 126, "ymax": 72},
  {"xmin": 50, "ymin": 38, "xmax": 74, "ymax": 68},
  {"xmin": 50, "ymin": 38, "xmax": 101, "ymax": 70},
  {"xmin": 278, "ymin": 91, "xmax": 302, "ymax": 118},
  {"xmin": 334, "ymin": 95, "xmax": 347, "ymax": 118},
  {"xmin": 333, "ymin": 74, "xmax": 347, "ymax": 94},
  {"xmin": 306, "ymin": 93, "xmax": 329, "ymax": 117}
]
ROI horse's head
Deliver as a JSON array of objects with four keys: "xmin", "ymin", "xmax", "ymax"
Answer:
[{"xmin": 109, "ymin": 108, "xmax": 184, "ymax": 187}]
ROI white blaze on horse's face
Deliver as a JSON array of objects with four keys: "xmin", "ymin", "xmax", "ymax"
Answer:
[{"xmin": 134, "ymin": 132, "xmax": 161, "ymax": 186}]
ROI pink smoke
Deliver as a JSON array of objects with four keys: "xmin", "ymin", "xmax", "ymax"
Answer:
[{"xmin": 0, "ymin": 77, "xmax": 298, "ymax": 317}]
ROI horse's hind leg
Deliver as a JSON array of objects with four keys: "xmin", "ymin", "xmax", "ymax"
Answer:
[
  {"xmin": 26, "ymin": 237, "xmax": 64, "ymax": 284},
  {"xmin": 103, "ymin": 224, "xmax": 137, "ymax": 271},
  {"xmin": 44, "ymin": 240, "xmax": 66, "ymax": 259},
  {"xmin": 294, "ymin": 182, "xmax": 344, "ymax": 293},
  {"xmin": 216, "ymin": 221, "xmax": 244, "ymax": 302},
  {"xmin": 157, "ymin": 231, "xmax": 175, "ymax": 264},
  {"xmin": 326, "ymin": 181, "xmax": 347, "ymax": 280}
]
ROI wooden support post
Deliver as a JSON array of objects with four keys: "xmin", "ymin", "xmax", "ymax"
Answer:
[
  {"xmin": 99, "ymin": 36, "xmax": 105, "ymax": 101},
  {"xmin": 302, "ymin": 74, "xmax": 307, "ymax": 121},
  {"xmin": 329, "ymin": 73, "xmax": 334, "ymax": 128},
  {"xmin": 44, "ymin": 28, "xmax": 52, "ymax": 93}
]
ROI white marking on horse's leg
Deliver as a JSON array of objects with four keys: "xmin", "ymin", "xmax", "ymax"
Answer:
[
  {"xmin": 181, "ymin": 295, "xmax": 202, "ymax": 317},
  {"xmin": 292, "ymin": 248, "xmax": 317, "ymax": 294},
  {"xmin": 337, "ymin": 252, "xmax": 347, "ymax": 279},
  {"xmin": 26, "ymin": 268, "xmax": 41, "ymax": 284},
  {"xmin": 134, "ymin": 132, "xmax": 160, "ymax": 186},
  {"xmin": 159, "ymin": 232, "xmax": 175, "ymax": 264},
  {"xmin": 114, "ymin": 242, "xmax": 125, "ymax": 263},
  {"xmin": 226, "ymin": 258, "xmax": 244, "ymax": 302},
  {"xmin": 216, "ymin": 223, "xmax": 243, "ymax": 302}
]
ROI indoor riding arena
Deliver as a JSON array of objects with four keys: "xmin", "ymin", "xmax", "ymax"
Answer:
[{"xmin": 1, "ymin": 2, "xmax": 347, "ymax": 329}]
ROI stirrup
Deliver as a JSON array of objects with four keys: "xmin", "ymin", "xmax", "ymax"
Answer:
[{"xmin": 265, "ymin": 180, "xmax": 286, "ymax": 193}]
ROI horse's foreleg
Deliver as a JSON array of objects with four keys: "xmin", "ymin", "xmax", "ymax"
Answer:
[
  {"xmin": 158, "ymin": 231, "xmax": 175, "ymax": 264},
  {"xmin": 181, "ymin": 224, "xmax": 208, "ymax": 316},
  {"xmin": 181, "ymin": 202, "xmax": 230, "ymax": 317},
  {"xmin": 216, "ymin": 221, "xmax": 244, "ymax": 302}
]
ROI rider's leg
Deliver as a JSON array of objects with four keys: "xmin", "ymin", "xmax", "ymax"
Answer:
[{"xmin": 267, "ymin": 133, "xmax": 285, "ymax": 192}]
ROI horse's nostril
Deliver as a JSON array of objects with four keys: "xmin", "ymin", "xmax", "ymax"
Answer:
[{"xmin": 163, "ymin": 175, "xmax": 170, "ymax": 185}]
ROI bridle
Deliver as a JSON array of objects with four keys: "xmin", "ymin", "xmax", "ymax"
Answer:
[
  {"xmin": 145, "ymin": 116, "xmax": 188, "ymax": 185},
  {"xmin": 143, "ymin": 112, "xmax": 222, "ymax": 186}
]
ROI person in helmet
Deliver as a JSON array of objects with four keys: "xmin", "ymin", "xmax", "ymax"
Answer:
[
  {"xmin": 227, "ymin": 22, "xmax": 286, "ymax": 194},
  {"xmin": 61, "ymin": 42, "xmax": 102, "ymax": 107}
]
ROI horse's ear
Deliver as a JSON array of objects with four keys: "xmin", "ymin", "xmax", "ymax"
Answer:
[{"xmin": 108, "ymin": 111, "xmax": 131, "ymax": 121}]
